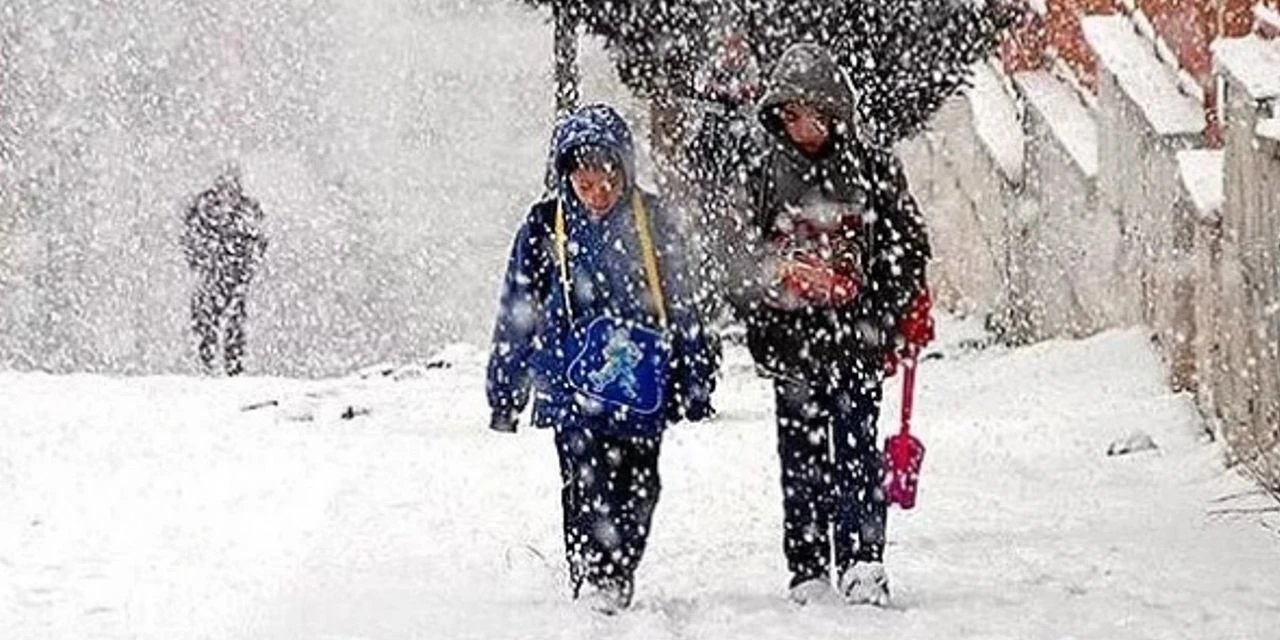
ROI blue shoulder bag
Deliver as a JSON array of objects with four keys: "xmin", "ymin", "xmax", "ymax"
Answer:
[{"xmin": 555, "ymin": 193, "xmax": 672, "ymax": 424}]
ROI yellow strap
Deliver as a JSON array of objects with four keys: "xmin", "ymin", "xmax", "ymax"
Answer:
[
  {"xmin": 554, "ymin": 200, "xmax": 573, "ymax": 314},
  {"xmin": 631, "ymin": 192, "xmax": 669, "ymax": 328},
  {"xmin": 553, "ymin": 192, "xmax": 668, "ymax": 328}
]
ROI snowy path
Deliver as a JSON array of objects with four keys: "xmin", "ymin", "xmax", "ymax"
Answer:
[{"xmin": 4, "ymin": 320, "xmax": 1278, "ymax": 639}]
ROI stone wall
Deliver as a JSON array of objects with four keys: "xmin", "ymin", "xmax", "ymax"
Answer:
[
  {"xmin": 1207, "ymin": 35, "xmax": 1280, "ymax": 481},
  {"xmin": 904, "ymin": 20, "xmax": 1279, "ymax": 485},
  {"xmin": 898, "ymin": 65, "xmax": 1024, "ymax": 338}
]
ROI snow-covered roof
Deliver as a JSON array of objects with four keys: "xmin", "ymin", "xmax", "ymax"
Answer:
[
  {"xmin": 967, "ymin": 62, "xmax": 1025, "ymax": 183},
  {"xmin": 1082, "ymin": 16, "xmax": 1204, "ymax": 138},
  {"xmin": 1212, "ymin": 35, "xmax": 1280, "ymax": 100},
  {"xmin": 1014, "ymin": 70, "xmax": 1099, "ymax": 178},
  {"xmin": 1175, "ymin": 149, "xmax": 1224, "ymax": 220}
]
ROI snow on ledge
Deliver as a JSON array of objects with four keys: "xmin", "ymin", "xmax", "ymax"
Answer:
[
  {"xmin": 1257, "ymin": 5, "xmax": 1280, "ymax": 36},
  {"xmin": 967, "ymin": 62, "xmax": 1025, "ymax": 183},
  {"xmin": 1014, "ymin": 71, "xmax": 1099, "ymax": 178},
  {"xmin": 1258, "ymin": 118, "xmax": 1280, "ymax": 144},
  {"xmin": 1082, "ymin": 16, "xmax": 1204, "ymax": 138},
  {"xmin": 1175, "ymin": 150, "xmax": 1224, "ymax": 220},
  {"xmin": 1212, "ymin": 35, "xmax": 1280, "ymax": 101}
]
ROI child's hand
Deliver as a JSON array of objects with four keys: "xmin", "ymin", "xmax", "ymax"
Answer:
[
  {"xmin": 885, "ymin": 289, "xmax": 935, "ymax": 378},
  {"xmin": 899, "ymin": 288, "xmax": 935, "ymax": 348},
  {"xmin": 778, "ymin": 257, "xmax": 859, "ymax": 306},
  {"xmin": 489, "ymin": 410, "xmax": 518, "ymax": 433}
]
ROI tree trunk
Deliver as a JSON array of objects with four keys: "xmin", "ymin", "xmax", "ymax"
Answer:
[{"xmin": 553, "ymin": 3, "xmax": 579, "ymax": 118}]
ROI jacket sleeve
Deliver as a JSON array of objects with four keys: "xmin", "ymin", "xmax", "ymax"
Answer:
[
  {"xmin": 485, "ymin": 206, "xmax": 552, "ymax": 426},
  {"xmin": 718, "ymin": 145, "xmax": 778, "ymax": 317},
  {"xmin": 865, "ymin": 152, "xmax": 931, "ymax": 346},
  {"xmin": 181, "ymin": 195, "xmax": 209, "ymax": 271},
  {"xmin": 650, "ymin": 196, "xmax": 719, "ymax": 422}
]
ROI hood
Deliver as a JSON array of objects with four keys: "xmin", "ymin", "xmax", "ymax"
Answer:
[
  {"xmin": 758, "ymin": 43, "xmax": 860, "ymax": 140},
  {"xmin": 550, "ymin": 103, "xmax": 637, "ymax": 196}
]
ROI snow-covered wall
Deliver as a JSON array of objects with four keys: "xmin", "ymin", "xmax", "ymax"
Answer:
[
  {"xmin": 1085, "ymin": 15, "xmax": 1206, "ymax": 395},
  {"xmin": 0, "ymin": 0, "xmax": 635, "ymax": 376},
  {"xmin": 903, "ymin": 23, "xmax": 1279, "ymax": 484},
  {"xmin": 1206, "ymin": 35, "xmax": 1280, "ymax": 473},
  {"xmin": 897, "ymin": 64, "xmax": 1019, "ymax": 336},
  {"xmin": 1013, "ymin": 69, "xmax": 1108, "ymax": 340}
]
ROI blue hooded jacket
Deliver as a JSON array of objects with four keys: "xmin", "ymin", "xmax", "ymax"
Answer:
[{"xmin": 486, "ymin": 104, "xmax": 717, "ymax": 435}]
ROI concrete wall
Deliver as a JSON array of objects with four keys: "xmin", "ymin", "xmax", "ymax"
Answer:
[
  {"xmin": 898, "ymin": 66, "xmax": 1024, "ymax": 339},
  {"xmin": 899, "ymin": 93, "xmax": 1017, "ymax": 329},
  {"xmin": 1206, "ymin": 35, "xmax": 1280, "ymax": 479},
  {"xmin": 903, "ymin": 23, "xmax": 1279, "ymax": 484},
  {"xmin": 1014, "ymin": 70, "xmax": 1109, "ymax": 340}
]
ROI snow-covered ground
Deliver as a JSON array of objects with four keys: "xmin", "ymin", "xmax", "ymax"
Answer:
[{"xmin": 4, "ymin": 319, "xmax": 1279, "ymax": 639}]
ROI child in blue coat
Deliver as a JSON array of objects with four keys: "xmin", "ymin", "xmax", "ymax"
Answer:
[{"xmin": 486, "ymin": 104, "xmax": 717, "ymax": 613}]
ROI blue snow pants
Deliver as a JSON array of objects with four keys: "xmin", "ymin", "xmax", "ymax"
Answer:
[{"xmin": 555, "ymin": 425, "xmax": 662, "ymax": 600}]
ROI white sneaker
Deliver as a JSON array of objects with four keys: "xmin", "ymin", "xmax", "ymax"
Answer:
[
  {"xmin": 838, "ymin": 563, "xmax": 890, "ymax": 607},
  {"xmin": 577, "ymin": 583, "xmax": 631, "ymax": 615},
  {"xmin": 788, "ymin": 577, "xmax": 838, "ymax": 605}
]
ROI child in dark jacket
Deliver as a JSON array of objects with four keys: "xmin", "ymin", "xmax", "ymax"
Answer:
[
  {"xmin": 486, "ymin": 104, "xmax": 717, "ymax": 614},
  {"xmin": 722, "ymin": 43, "xmax": 935, "ymax": 607}
]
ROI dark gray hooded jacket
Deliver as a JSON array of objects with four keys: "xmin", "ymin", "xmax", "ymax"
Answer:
[{"xmin": 736, "ymin": 43, "xmax": 931, "ymax": 384}]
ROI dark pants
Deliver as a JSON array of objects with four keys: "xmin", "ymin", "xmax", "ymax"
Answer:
[
  {"xmin": 554, "ymin": 425, "xmax": 662, "ymax": 600},
  {"xmin": 192, "ymin": 280, "xmax": 249, "ymax": 376},
  {"xmin": 774, "ymin": 376, "xmax": 886, "ymax": 586}
]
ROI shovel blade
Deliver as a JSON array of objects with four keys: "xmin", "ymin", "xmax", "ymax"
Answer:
[{"xmin": 884, "ymin": 432, "xmax": 925, "ymax": 510}]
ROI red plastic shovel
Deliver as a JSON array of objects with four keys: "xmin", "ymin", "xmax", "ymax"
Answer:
[{"xmin": 885, "ymin": 346, "xmax": 925, "ymax": 510}]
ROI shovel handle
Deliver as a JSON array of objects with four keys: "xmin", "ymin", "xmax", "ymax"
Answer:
[{"xmin": 899, "ymin": 345, "xmax": 919, "ymax": 436}]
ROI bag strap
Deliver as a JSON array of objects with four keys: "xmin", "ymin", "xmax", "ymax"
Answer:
[
  {"xmin": 554, "ymin": 191, "xmax": 669, "ymax": 329},
  {"xmin": 554, "ymin": 200, "xmax": 573, "ymax": 315},
  {"xmin": 631, "ymin": 192, "xmax": 669, "ymax": 328}
]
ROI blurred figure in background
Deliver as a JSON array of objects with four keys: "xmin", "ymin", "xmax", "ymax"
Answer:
[{"xmin": 181, "ymin": 163, "xmax": 268, "ymax": 376}]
